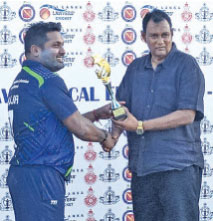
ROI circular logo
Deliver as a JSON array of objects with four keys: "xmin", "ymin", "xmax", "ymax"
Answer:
[
  {"xmin": 122, "ymin": 144, "xmax": 129, "ymax": 159},
  {"xmin": 122, "ymin": 188, "xmax": 132, "ymax": 204},
  {"xmin": 84, "ymin": 195, "xmax": 97, "ymax": 207},
  {"xmin": 122, "ymin": 166, "xmax": 132, "ymax": 182},
  {"xmin": 84, "ymin": 172, "xmax": 97, "ymax": 185},
  {"xmin": 40, "ymin": 8, "xmax": 51, "ymax": 20},
  {"xmin": 19, "ymin": 4, "xmax": 35, "ymax": 22},
  {"xmin": 19, "ymin": 28, "xmax": 27, "ymax": 44},
  {"xmin": 122, "ymin": 50, "xmax": 136, "ymax": 66},
  {"xmin": 19, "ymin": 52, "xmax": 26, "ymax": 65},
  {"xmin": 122, "ymin": 28, "xmax": 137, "ymax": 45},
  {"xmin": 121, "ymin": 5, "xmax": 137, "ymax": 22},
  {"xmin": 140, "ymin": 5, "xmax": 154, "ymax": 19},
  {"xmin": 123, "ymin": 210, "xmax": 134, "ymax": 221},
  {"xmin": 84, "ymin": 149, "xmax": 97, "ymax": 161}
]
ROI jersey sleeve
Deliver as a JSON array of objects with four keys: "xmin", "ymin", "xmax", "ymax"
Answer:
[{"xmin": 41, "ymin": 76, "xmax": 77, "ymax": 121}]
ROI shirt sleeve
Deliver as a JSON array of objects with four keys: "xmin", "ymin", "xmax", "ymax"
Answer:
[
  {"xmin": 177, "ymin": 56, "xmax": 205, "ymax": 121},
  {"xmin": 40, "ymin": 76, "xmax": 78, "ymax": 121}
]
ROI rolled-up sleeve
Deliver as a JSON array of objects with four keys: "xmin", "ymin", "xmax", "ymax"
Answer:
[{"xmin": 177, "ymin": 57, "xmax": 205, "ymax": 121}]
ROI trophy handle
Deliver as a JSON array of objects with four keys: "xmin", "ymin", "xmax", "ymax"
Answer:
[{"xmin": 105, "ymin": 82, "xmax": 120, "ymax": 110}]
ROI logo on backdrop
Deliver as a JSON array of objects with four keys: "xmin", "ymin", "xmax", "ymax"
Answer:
[
  {"xmin": 84, "ymin": 47, "xmax": 94, "ymax": 68},
  {"xmin": 122, "ymin": 144, "xmax": 129, "ymax": 160},
  {"xmin": 98, "ymin": 25, "xmax": 119, "ymax": 44},
  {"xmin": 98, "ymin": 2, "xmax": 119, "ymax": 21},
  {"xmin": 19, "ymin": 26, "xmax": 28, "ymax": 44},
  {"xmin": 19, "ymin": 3, "xmax": 35, "ymax": 22},
  {"xmin": 122, "ymin": 26, "xmax": 137, "ymax": 45},
  {"xmin": 84, "ymin": 164, "xmax": 97, "ymax": 185},
  {"xmin": 122, "ymin": 167, "xmax": 132, "ymax": 182},
  {"xmin": 181, "ymin": 25, "xmax": 192, "ymax": 45},
  {"xmin": 99, "ymin": 186, "xmax": 120, "ymax": 205},
  {"xmin": 140, "ymin": 5, "xmax": 154, "ymax": 19},
  {"xmin": 0, "ymin": 169, "xmax": 8, "ymax": 188},
  {"xmin": 0, "ymin": 145, "xmax": 12, "ymax": 165},
  {"xmin": 86, "ymin": 209, "xmax": 96, "ymax": 221},
  {"xmin": 195, "ymin": 3, "xmax": 213, "ymax": 22},
  {"xmin": 196, "ymin": 47, "xmax": 213, "ymax": 66},
  {"xmin": 122, "ymin": 49, "xmax": 136, "ymax": 66},
  {"xmin": 200, "ymin": 203, "xmax": 213, "ymax": 221},
  {"xmin": 0, "ymin": 123, "xmax": 13, "ymax": 141},
  {"xmin": 19, "ymin": 52, "xmax": 26, "ymax": 65},
  {"xmin": 39, "ymin": 7, "xmax": 51, "ymax": 20},
  {"xmin": 84, "ymin": 142, "xmax": 97, "ymax": 161},
  {"xmin": 64, "ymin": 51, "xmax": 82, "ymax": 67},
  {"xmin": 203, "ymin": 160, "xmax": 213, "ymax": 177},
  {"xmin": 103, "ymin": 48, "xmax": 119, "ymax": 67},
  {"xmin": 202, "ymin": 138, "xmax": 213, "ymax": 155},
  {"xmin": 0, "ymin": 193, "xmax": 13, "ymax": 211},
  {"xmin": 3, "ymin": 215, "xmax": 13, "ymax": 221},
  {"xmin": 0, "ymin": 49, "xmax": 17, "ymax": 68},
  {"xmin": 99, "ymin": 164, "xmax": 120, "ymax": 182},
  {"xmin": 195, "ymin": 25, "xmax": 213, "ymax": 44},
  {"xmin": 64, "ymin": 192, "xmax": 77, "ymax": 207},
  {"xmin": 100, "ymin": 209, "xmax": 120, "ymax": 221},
  {"xmin": 181, "ymin": 2, "xmax": 192, "ymax": 22},
  {"xmin": 99, "ymin": 148, "xmax": 120, "ymax": 160},
  {"xmin": 83, "ymin": 1, "xmax": 95, "ymax": 22},
  {"xmin": 122, "ymin": 188, "xmax": 132, "ymax": 204},
  {"xmin": 200, "ymin": 181, "xmax": 213, "ymax": 199},
  {"xmin": 122, "ymin": 210, "xmax": 134, "ymax": 221},
  {"xmin": 83, "ymin": 25, "xmax": 96, "ymax": 45},
  {"xmin": 39, "ymin": 4, "xmax": 78, "ymax": 21},
  {"xmin": 84, "ymin": 187, "xmax": 97, "ymax": 207},
  {"xmin": 201, "ymin": 117, "xmax": 213, "ymax": 134},
  {"xmin": 0, "ymin": 25, "xmax": 16, "ymax": 45},
  {"xmin": 121, "ymin": 4, "xmax": 136, "ymax": 22},
  {"xmin": 61, "ymin": 28, "xmax": 82, "ymax": 44},
  {"xmin": 0, "ymin": 2, "xmax": 16, "ymax": 21}
]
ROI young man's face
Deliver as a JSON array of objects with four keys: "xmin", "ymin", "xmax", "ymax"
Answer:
[
  {"xmin": 38, "ymin": 31, "xmax": 65, "ymax": 72},
  {"xmin": 142, "ymin": 19, "xmax": 173, "ymax": 62}
]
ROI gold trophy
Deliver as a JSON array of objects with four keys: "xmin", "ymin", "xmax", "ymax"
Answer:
[{"xmin": 92, "ymin": 55, "xmax": 127, "ymax": 120}]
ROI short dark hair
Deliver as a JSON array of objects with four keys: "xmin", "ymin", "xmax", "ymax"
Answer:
[
  {"xmin": 142, "ymin": 9, "xmax": 172, "ymax": 33},
  {"xmin": 24, "ymin": 22, "xmax": 62, "ymax": 56}
]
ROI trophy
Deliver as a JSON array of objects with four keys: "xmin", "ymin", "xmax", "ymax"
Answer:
[{"xmin": 92, "ymin": 55, "xmax": 127, "ymax": 120}]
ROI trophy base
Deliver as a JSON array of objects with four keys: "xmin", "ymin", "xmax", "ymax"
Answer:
[{"xmin": 112, "ymin": 106, "xmax": 127, "ymax": 120}]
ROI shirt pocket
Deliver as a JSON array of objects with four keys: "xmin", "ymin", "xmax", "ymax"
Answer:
[{"xmin": 154, "ymin": 86, "xmax": 177, "ymax": 111}]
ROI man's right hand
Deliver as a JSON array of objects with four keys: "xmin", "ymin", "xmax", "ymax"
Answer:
[
  {"xmin": 112, "ymin": 106, "xmax": 138, "ymax": 131},
  {"xmin": 100, "ymin": 133, "xmax": 116, "ymax": 152}
]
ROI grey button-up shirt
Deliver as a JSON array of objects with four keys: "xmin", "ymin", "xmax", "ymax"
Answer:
[{"xmin": 117, "ymin": 43, "xmax": 205, "ymax": 176}]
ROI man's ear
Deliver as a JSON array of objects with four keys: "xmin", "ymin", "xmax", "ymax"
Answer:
[
  {"xmin": 30, "ymin": 45, "xmax": 41, "ymax": 57},
  {"xmin": 141, "ymin": 31, "xmax": 146, "ymax": 43}
]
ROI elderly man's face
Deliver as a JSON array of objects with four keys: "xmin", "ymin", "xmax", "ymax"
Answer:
[
  {"xmin": 142, "ymin": 19, "xmax": 173, "ymax": 62},
  {"xmin": 38, "ymin": 31, "xmax": 65, "ymax": 72}
]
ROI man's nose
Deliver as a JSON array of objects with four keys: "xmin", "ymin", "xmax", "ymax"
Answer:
[
  {"xmin": 60, "ymin": 47, "xmax": 66, "ymax": 55},
  {"xmin": 156, "ymin": 36, "xmax": 164, "ymax": 44}
]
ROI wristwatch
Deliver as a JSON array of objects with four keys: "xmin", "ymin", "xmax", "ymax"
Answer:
[{"xmin": 136, "ymin": 121, "xmax": 144, "ymax": 135}]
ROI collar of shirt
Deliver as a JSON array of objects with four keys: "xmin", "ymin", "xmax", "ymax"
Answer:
[
  {"xmin": 22, "ymin": 59, "xmax": 56, "ymax": 78},
  {"xmin": 144, "ymin": 42, "xmax": 177, "ymax": 70},
  {"xmin": 23, "ymin": 59, "xmax": 44, "ymax": 68}
]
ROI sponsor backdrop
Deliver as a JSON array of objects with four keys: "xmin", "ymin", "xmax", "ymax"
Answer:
[{"xmin": 0, "ymin": 0, "xmax": 213, "ymax": 220}]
